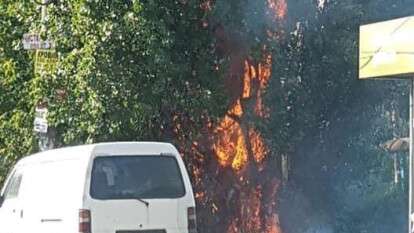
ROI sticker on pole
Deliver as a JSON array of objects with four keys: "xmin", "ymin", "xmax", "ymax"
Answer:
[
  {"xmin": 22, "ymin": 33, "xmax": 55, "ymax": 50},
  {"xmin": 34, "ymin": 107, "xmax": 48, "ymax": 133},
  {"xmin": 35, "ymin": 50, "xmax": 58, "ymax": 75}
]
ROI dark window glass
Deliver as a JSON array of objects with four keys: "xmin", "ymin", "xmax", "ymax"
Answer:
[{"xmin": 90, "ymin": 156, "xmax": 186, "ymax": 199}]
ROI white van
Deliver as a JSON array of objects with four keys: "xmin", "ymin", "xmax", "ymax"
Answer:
[{"xmin": 0, "ymin": 142, "xmax": 197, "ymax": 233}]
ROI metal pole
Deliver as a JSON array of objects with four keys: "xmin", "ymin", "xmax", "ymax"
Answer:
[
  {"xmin": 41, "ymin": 0, "xmax": 47, "ymax": 32},
  {"xmin": 409, "ymin": 78, "xmax": 414, "ymax": 233},
  {"xmin": 38, "ymin": 0, "xmax": 49, "ymax": 152}
]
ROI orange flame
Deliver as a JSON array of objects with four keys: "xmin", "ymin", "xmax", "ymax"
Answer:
[
  {"xmin": 187, "ymin": 2, "xmax": 287, "ymax": 232},
  {"xmin": 225, "ymin": 185, "xmax": 282, "ymax": 233},
  {"xmin": 249, "ymin": 128, "xmax": 268, "ymax": 168},
  {"xmin": 213, "ymin": 60, "xmax": 269, "ymax": 172},
  {"xmin": 229, "ymin": 99, "xmax": 243, "ymax": 117},
  {"xmin": 268, "ymin": 0, "xmax": 287, "ymax": 20},
  {"xmin": 231, "ymin": 133, "xmax": 248, "ymax": 171},
  {"xmin": 255, "ymin": 54, "xmax": 272, "ymax": 118},
  {"xmin": 213, "ymin": 56, "xmax": 273, "ymax": 171},
  {"xmin": 213, "ymin": 114, "xmax": 249, "ymax": 172},
  {"xmin": 211, "ymin": 57, "xmax": 282, "ymax": 233},
  {"xmin": 265, "ymin": 214, "xmax": 282, "ymax": 233}
]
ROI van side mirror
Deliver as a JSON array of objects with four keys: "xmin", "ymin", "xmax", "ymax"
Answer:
[{"xmin": 0, "ymin": 195, "xmax": 4, "ymax": 207}]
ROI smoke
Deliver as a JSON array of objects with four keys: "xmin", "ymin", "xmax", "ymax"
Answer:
[
  {"xmin": 278, "ymin": 183, "xmax": 334, "ymax": 233},
  {"xmin": 189, "ymin": 1, "xmax": 409, "ymax": 233}
]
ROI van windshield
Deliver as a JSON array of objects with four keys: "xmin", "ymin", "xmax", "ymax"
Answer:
[{"xmin": 90, "ymin": 156, "xmax": 186, "ymax": 199}]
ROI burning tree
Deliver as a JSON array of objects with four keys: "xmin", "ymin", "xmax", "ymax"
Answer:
[
  {"xmin": 186, "ymin": 56, "xmax": 283, "ymax": 233},
  {"xmin": 1, "ymin": 0, "xmax": 411, "ymax": 232},
  {"xmin": 179, "ymin": 1, "xmax": 288, "ymax": 232}
]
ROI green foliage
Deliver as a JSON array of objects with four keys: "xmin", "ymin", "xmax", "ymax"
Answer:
[
  {"xmin": 1, "ymin": 0, "xmax": 414, "ymax": 232},
  {"xmin": 0, "ymin": 1, "xmax": 38, "ymax": 185},
  {"xmin": 0, "ymin": 0, "xmax": 227, "ymax": 185},
  {"xmin": 44, "ymin": 0, "xmax": 227, "ymax": 144}
]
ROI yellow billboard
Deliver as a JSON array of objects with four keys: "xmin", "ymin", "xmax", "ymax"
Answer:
[{"xmin": 359, "ymin": 16, "xmax": 414, "ymax": 79}]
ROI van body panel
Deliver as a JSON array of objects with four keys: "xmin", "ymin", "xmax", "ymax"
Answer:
[
  {"xmin": 0, "ymin": 142, "xmax": 195, "ymax": 233},
  {"xmin": 0, "ymin": 197, "xmax": 22, "ymax": 233},
  {"xmin": 20, "ymin": 159, "xmax": 87, "ymax": 233},
  {"xmin": 0, "ymin": 167, "xmax": 24, "ymax": 233},
  {"xmin": 86, "ymin": 199, "xmax": 182, "ymax": 233},
  {"xmin": 83, "ymin": 142, "xmax": 195, "ymax": 233}
]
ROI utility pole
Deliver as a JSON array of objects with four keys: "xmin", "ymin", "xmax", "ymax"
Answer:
[
  {"xmin": 41, "ymin": 0, "xmax": 47, "ymax": 32},
  {"xmin": 23, "ymin": 1, "xmax": 56, "ymax": 151},
  {"xmin": 37, "ymin": 0, "xmax": 55, "ymax": 151},
  {"xmin": 410, "ymin": 79, "xmax": 414, "ymax": 233},
  {"xmin": 37, "ymin": 0, "xmax": 49, "ymax": 152}
]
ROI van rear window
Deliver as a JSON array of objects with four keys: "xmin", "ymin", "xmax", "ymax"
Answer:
[{"xmin": 90, "ymin": 156, "xmax": 186, "ymax": 199}]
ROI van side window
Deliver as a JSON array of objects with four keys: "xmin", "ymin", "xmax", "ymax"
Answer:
[{"xmin": 3, "ymin": 173, "xmax": 23, "ymax": 200}]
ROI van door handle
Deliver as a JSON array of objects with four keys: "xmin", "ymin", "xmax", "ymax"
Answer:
[
  {"xmin": 20, "ymin": 210, "xmax": 23, "ymax": 218},
  {"xmin": 41, "ymin": 218, "xmax": 62, "ymax": 223}
]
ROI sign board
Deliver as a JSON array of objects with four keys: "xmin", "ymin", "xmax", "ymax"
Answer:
[
  {"xmin": 34, "ymin": 107, "xmax": 48, "ymax": 134},
  {"xmin": 359, "ymin": 16, "xmax": 414, "ymax": 79},
  {"xmin": 22, "ymin": 33, "xmax": 55, "ymax": 50},
  {"xmin": 35, "ymin": 50, "xmax": 58, "ymax": 75}
]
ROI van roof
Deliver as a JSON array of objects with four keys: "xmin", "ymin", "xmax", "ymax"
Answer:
[{"xmin": 17, "ymin": 142, "xmax": 179, "ymax": 167}]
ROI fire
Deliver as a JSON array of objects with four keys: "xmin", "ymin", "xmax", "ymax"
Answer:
[
  {"xmin": 213, "ymin": 57, "xmax": 272, "ymax": 171},
  {"xmin": 268, "ymin": 0, "xmax": 287, "ymax": 20},
  {"xmin": 242, "ymin": 61, "xmax": 254, "ymax": 98},
  {"xmin": 226, "ymin": 187, "xmax": 263, "ymax": 233},
  {"xmin": 213, "ymin": 115, "xmax": 245, "ymax": 169},
  {"xmin": 179, "ymin": 2, "xmax": 288, "ymax": 233},
  {"xmin": 232, "ymin": 133, "xmax": 248, "ymax": 171},
  {"xmin": 265, "ymin": 214, "xmax": 282, "ymax": 233},
  {"xmin": 210, "ymin": 57, "xmax": 282, "ymax": 233},
  {"xmin": 229, "ymin": 100, "xmax": 243, "ymax": 117},
  {"xmin": 212, "ymin": 113, "xmax": 249, "ymax": 172},
  {"xmin": 186, "ymin": 51, "xmax": 282, "ymax": 233},
  {"xmin": 225, "ymin": 185, "xmax": 282, "ymax": 233},
  {"xmin": 249, "ymin": 128, "xmax": 268, "ymax": 167},
  {"xmin": 255, "ymin": 54, "xmax": 272, "ymax": 118}
]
